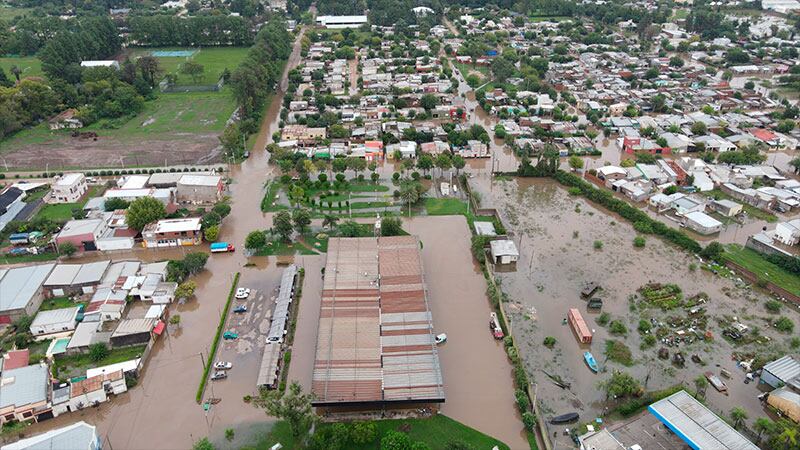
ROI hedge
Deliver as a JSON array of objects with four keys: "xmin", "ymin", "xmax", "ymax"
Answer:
[
  {"xmin": 196, "ymin": 272, "xmax": 240, "ymax": 403},
  {"xmin": 552, "ymin": 170, "xmax": 702, "ymax": 254}
]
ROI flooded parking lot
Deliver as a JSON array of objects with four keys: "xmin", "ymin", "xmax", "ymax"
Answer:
[{"xmin": 474, "ymin": 177, "xmax": 800, "ymax": 444}]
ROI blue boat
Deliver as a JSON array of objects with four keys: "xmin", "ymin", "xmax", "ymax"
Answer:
[{"xmin": 584, "ymin": 351, "xmax": 599, "ymax": 373}]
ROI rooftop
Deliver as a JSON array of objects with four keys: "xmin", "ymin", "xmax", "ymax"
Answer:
[
  {"xmin": 0, "ymin": 264, "xmax": 56, "ymax": 313},
  {"xmin": 30, "ymin": 307, "xmax": 79, "ymax": 328},
  {"xmin": 763, "ymin": 355, "xmax": 800, "ymax": 383},
  {"xmin": 0, "ymin": 364, "xmax": 49, "ymax": 409},
  {"xmin": 0, "ymin": 421, "xmax": 98, "ymax": 450},
  {"xmin": 648, "ymin": 390, "xmax": 759, "ymax": 450},
  {"xmin": 147, "ymin": 217, "xmax": 202, "ymax": 234},
  {"xmin": 177, "ymin": 174, "xmax": 222, "ymax": 187}
]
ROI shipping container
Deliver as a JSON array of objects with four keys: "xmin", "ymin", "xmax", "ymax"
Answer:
[{"xmin": 568, "ymin": 308, "xmax": 592, "ymax": 344}]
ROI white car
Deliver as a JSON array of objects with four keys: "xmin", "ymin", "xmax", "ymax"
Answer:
[
  {"xmin": 213, "ymin": 361, "xmax": 232, "ymax": 370},
  {"xmin": 235, "ymin": 288, "xmax": 250, "ymax": 299},
  {"xmin": 435, "ymin": 333, "xmax": 447, "ymax": 345}
]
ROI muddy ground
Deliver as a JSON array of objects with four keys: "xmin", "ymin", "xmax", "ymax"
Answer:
[
  {"xmin": 0, "ymin": 133, "xmax": 223, "ymax": 170},
  {"xmin": 473, "ymin": 177, "xmax": 800, "ymax": 445}
]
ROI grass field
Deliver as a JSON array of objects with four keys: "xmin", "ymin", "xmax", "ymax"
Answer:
[
  {"xmin": 0, "ymin": 56, "xmax": 43, "ymax": 79},
  {"xmin": 128, "ymin": 47, "xmax": 249, "ymax": 86},
  {"xmin": 35, "ymin": 203, "xmax": 81, "ymax": 221},
  {"xmin": 424, "ymin": 197, "xmax": 469, "ymax": 216},
  {"xmin": 0, "ymin": 89, "xmax": 236, "ymax": 153},
  {"xmin": 39, "ymin": 296, "xmax": 87, "ymax": 312},
  {"xmin": 724, "ymin": 245, "xmax": 800, "ymax": 296},
  {"xmin": 252, "ymin": 415, "xmax": 509, "ymax": 450},
  {"xmin": 0, "ymin": 5, "xmax": 34, "ymax": 21}
]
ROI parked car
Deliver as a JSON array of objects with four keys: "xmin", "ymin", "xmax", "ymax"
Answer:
[
  {"xmin": 435, "ymin": 333, "xmax": 447, "ymax": 344},
  {"xmin": 214, "ymin": 361, "xmax": 232, "ymax": 370},
  {"xmin": 235, "ymin": 288, "xmax": 250, "ymax": 299},
  {"xmin": 223, "ymin": 331, "xmax": 238, "ymax": 340},
  {"xmin": 210, "ymin": 371, "xmax": 227, "ymax": 381},
  {"xmin": 233, "ymin": 305, "xmax": 247, "ymax": 313}
]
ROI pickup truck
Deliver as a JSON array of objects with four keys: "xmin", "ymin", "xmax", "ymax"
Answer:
[{"xmin": 210, "ymin": 242, "xmax": 235, "ymax": 253}]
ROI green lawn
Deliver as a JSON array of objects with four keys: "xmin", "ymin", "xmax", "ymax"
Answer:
[
  {"xmin": 128, "ymin": 47, "xmax": 249, "ymax": 85},
  {"xmin": 35, "ymin": 203, "xmax": 81, "ymax": 221},
  {"xmin": 723, "ymin": 245, "xmax": 800, "ymax": 296},
  {"xmin": 254, "ymin": 238, "xmax": 319, "ymax": 256},
  {"xmin": 38, "ymin": 296, "xmax": 87, "ymax": 312},
  {"xmin": 0, "ymin": 5, "xmax": 34, "ymax": 21},
  {"xmin": 1, "ymin": 89, "xmax": 236, "ymax": 152},
  {"xmin": 454, "ymin": 62, "xmax": 489, "ymax": 79},
  {"xmin": 251, "ymin": 416, "xmax": 509, "ymax": 450},
  {"xmin": 53, "ymin": 344, "xmax": 146, "ymax": 380},
  {"xmin": 0, "ymin": 56, "xmax": 42, "ymax": 79},
  {"xmin": 424, "ymin": 197, "xmax": 469, "ymax": 215},
  {"xmin": 707, "ymin": 189, "xmax": 776, "ymax": 223},
  {"xmin": 0, "ymin": 252, "xmax": 58, "ymax": 265}
]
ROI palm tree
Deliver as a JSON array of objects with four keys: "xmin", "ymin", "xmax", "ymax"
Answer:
[
  {"xmin": 753, "ymin": 417, "xmax": 775, "ymax": 443},
  {"xmin": 778, "ymin": 426, "xmax": 797, "ymax": 450},
  {"xmin": 322, "ymin": 214, "xmax": 339, "ymax": 230},
  {"xmin": 399, "ymin": 183, "xmax": 419, "ymax": 217},
  {"xmin": 693, "ymin": 375, "xmax": 708, "ymax": 399},
  {"xmin": 730, "ymin": 407, "xmax": 747, "ymax": 430}
]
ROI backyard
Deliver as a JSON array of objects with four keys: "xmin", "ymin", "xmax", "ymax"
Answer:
[
  {"xmin": 52, "ymin": 344, "xmax": 146, "ymax": 380},
  {"xmin": 0, "ymin": 56, "xmax": 42, "ymax": 79}
]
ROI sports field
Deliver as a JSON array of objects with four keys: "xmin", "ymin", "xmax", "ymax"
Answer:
[
  {"xmin": 128, "ymin": 47, "xmax": 249, "ymax": 85},
  {"xmin": 0, "ymin": 56, "xmax": 43, "ymax": 79}
]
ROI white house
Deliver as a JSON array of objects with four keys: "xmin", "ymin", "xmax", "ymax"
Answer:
[
  {"xmin": 52, "ymin": 173, "xmax": 88, "ymax": 204},
  {"xmin": 80, "ymin": 60, "xmax": 120, "ymax": 70},
  {"xmin": 683, "ymin": 211, "xmax": 722, "ymax": 235},
  {"xmin": 489, "ymin": 239, "xmax": 519, "ymax": 265},
  {"xmin": 30, "ymin": 307, "xmax": 79, "ymax": 337},
  {"xmin": 774, "ymin": 219, "xmax": 800, "ymax": 246}
]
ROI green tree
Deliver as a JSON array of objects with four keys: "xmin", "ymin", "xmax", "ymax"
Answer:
[
  {"xmin": 700, "ymin": 241, "xmax": 724, "ymax": 261},
  {"xmin": 181, "ymin": 61, "xmax": 205, "ymax": 84},
  {"xmin": 245, "ymin": 230, "xmax": 266, "ymax": 250},
  {"xmin": 420, "ymin": 94, "xmax": 439, "ymax": 111},
  {"xmin": 381, "ymin": 217, "xmax": 403, "ymax": 236},
  {"xmin": 192, "ymin": 437, "xmax": 216, "ymax": 450},
  {"xmin": 126, "ymin": 197, "xmax": 166, "ymax": 231},
  {"xmin": 59, "ymin": 242, "xmax": 77, "ymax": 258},
  {"xmin": 730, "ymin": 407, "xmax": 748, "ymax": 429},
  {"xmin": 694, "ymin": 375, "xmax": 708, "ymax": 399},
  {"xmin": 183, "ymin": 252, "xmax": 208, "ymax": 275},
  {"xmin": 104, "ymin": 198, "xmax": 130, "ymax": 211},
  {"xmin": 169, "ymin": 314, "xmax": 181, "ymax": 326},
  {"xmin": 89, "ymin": 343, "xmax": 109, "ymax": 362},
  {"xmin": 273, "ymin": 210, "xmax": 294, "ymax": 242},
  {"xmin": 690, "ymin": 121, "xmax": 707, "ymax": 136},
  {"xmin": 323, "ymin": 215, "xmax": 339, "ymax": 229},
  {"xmin": 255, "ymin": 382, "xmax": 315, "ymax": 439},
  {"xmin": 351, "ymin": 421, "xmax": 377, "ymax": 445},
  {"xmin": 452, "ymin": 155, "xmax": 465, "ymax": 175},
  {"xmin": 599, "ymin": 371, "xmax": 641, "ymax": 400},
  {"xmin": 417, "ymin": 154, "xmax": 434, "ymax": 175},
  {"xmin": 292, "ymin": 208, "xmax": 311, "ymax": 234},
  {"xmin": 790, "ymin": 157, "xmax": 800, "ymax": 174},
  {"xmin": 204, "ymin": 224, "xmax": 220, "ymax": 242},
  {"xmin": 435, "ymin": 153, "xmax": 452, "ymax": 176},
  {"xmin": 175, "ymin": 281, "xmax": 197, "ymax": 300},
  {"xmin": 381, "ymin": 431, "xmax": 413, "ymax": 450},
  {"xmin": 754, "ymin": 417, "xmax": 777, "ymax": 443},
  {"xmin": 568, "ymin": 155, "xmax": 584, "ymax": 171}
]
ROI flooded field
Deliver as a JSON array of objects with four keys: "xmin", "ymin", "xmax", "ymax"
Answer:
[{"xmin": 475, "ymin": 177, "xmax": 800, "ymax": 444}]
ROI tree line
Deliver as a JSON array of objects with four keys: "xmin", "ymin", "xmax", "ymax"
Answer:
[
  {"xmin": 38, "ymin": 16, "xmax": 121, "ymax": 82},
  {"xmin": 129, "ymin": 15, "xmax": 253, "ymax": 47}
]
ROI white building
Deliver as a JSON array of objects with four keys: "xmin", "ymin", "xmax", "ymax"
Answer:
[
  {"xmin": 762, "ymin": 0, "xmax": 800, "ymax": 13},
  {"xmin": 489, "ymin": 239, "xmax": 519, "ymax": 265},
  {"xmin": 315, "ymin": 15, "xmax": 368, "ymax": 28},
  {"xmin": 52, "ymin": 173, "xmax": 88, "ymax": 204},
  {"xmin": 80, "ymin": 60, "xmax": 120, "ymax": 70},
  {"xmin": 774, "ymin": 219, "xmax": 800, "ymax": 246},
  {"xmin": 29, "ymin": 307, "xmax": 79, "ymax": 337},
  {"xmin": 683, "ymin": 211, "xmax": 723, "ymax": 235},
  {"xmin": 0, "ymin": 421, "xmax": 100, "ymax": 450}
]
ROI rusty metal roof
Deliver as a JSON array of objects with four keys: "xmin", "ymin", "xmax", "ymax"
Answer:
[{"xmin": 312, "ymin": 236, "xmax": 444, "ymax": 405}]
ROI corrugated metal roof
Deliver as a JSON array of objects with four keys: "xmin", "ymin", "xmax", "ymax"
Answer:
[
  {"xmin": 763, "ymin": 355, "xmax": 800, "ymax": 384},
  {"xmin": 0, "ymin": 364, "xmax": 49, "ymax": 409},
  {"xmin": 44, "ymin": 264, "xmax": 82, "ymax": 287},
  {"xmin": 73, "ymin": 261, "xmax": 111, "ymax": 285},
  {"xmin": 648, "ymin": 390, "xmax": 759, "ymax": 450},
  {"xmin": 257, "ymin": 344, "xmax": 282, "ymax": 387},
  {"xmin": 0, "ymin": 264, "xmax": 55, "ymax": 313},
  {"xmin": 266, "ymin": 265, "xmax": 297, "ymax": 342},
  {"xmin": 312, "ymin": 236, "xmax": 444, "ymax": 405},
  {"xmin": 31, "ymin": 307, "xmax": 79, "ymax": 328}
]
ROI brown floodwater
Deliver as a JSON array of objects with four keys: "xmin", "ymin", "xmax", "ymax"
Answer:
[
  {"xmin": 471, "ymin": 176, "xmax": 799, "ymax": 444},
  {"xmin": 17, "ymin": 25, "xmax": 310, "ymax": 450}
]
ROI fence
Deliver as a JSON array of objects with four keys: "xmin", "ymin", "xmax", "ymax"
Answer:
[
  {"xmin": 159, "ymin": 76, "xmax": 225, "ymax": 93},
  {"xmin": 724, "ymin": 261, "xmax": 800, "ymax": 305}
]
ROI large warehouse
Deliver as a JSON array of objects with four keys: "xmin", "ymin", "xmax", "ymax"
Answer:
[{"xmin": 311, "ymin": 236, "xmax": 445, "ymax": 406}]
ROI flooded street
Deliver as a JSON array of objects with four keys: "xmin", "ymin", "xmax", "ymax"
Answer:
[
  {"xmin": 473, "ymin": 177, "xmax": 800, "ymax": 445},
  {"xmin": 18, "ymin": 25, "xmax": 310, "ymax": 450}
]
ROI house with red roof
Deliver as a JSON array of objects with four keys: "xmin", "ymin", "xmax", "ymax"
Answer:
[{"xmin": 1, "ymin": 349, "xmax": 30, "ymax": 371}]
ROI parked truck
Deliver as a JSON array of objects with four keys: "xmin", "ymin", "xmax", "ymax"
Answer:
[
  {"xmin": 489, "ymin": 312, "xmax": 504, "ymax": 339},
  {"xmin": 211, "ymin": 242, "xmax": 235, "ymax": 253}
]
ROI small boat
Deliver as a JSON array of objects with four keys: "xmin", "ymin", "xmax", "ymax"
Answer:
[
  {"xmin": 584, "ymin": 351, "xmax": 599, "ymax": 373},
  {"xmin": 550, "ymin": 412, "xmax": 580, "ymax": 424},
  {"xmin": 208, "ymin": 398, "xmax": 222, "ymax": 404}
]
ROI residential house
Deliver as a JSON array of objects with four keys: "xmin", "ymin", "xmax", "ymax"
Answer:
[
  {"xmin": 48, "ymin": 109, "xmax": 83, "ymax": 130},
  {"xmin": 43, "ymin": 261, "xmax": 110, "ymax": 297},
  {"xmin": 110, "ymin": 318, "xmax": 156, "ymax": 347},
  {"xmin": 0, "ymin": 264, "xmax": 55, "ymax": 324},
  {"xmin": 176, "ymin": 174, "xmax": 224, "ymax": 204},
  {"xmin": 709, "ymin": 199, "xmax": 744, "ymax": 217},
  {"xmin": 55, "ymin": 219, "xmax": 108, "ymax": 251},
  {"xmin": 0, "ymin": 421, "xmax": 100, "ymax": 450},
  {"xmin": 489, "ymin": 239, "xmax": 519, "ymax": 265},
  {"xmin": 0, "ymin": 364, "xmax": 50, "ymax": 424},
  {"xmin": 683, "ymin": 211, "xmax": 723, "ymax": 235},
  {"xmin": 29, "ymin": 307, "xmax": 79, "ymax": 337},
  {"xmin": 83, "ymin": 287, "xmax": 127, "ymax": 322},
  {"xmin": 142, "ymin": 217, "xmax": 202, "ymax": 248},
  {"xmin": 774, "ymin": 219, "xmax": 800, "ymax": 246},
  {"xmin": 51, "ymin": 173, "xmax": 88, "ymax": 204}
]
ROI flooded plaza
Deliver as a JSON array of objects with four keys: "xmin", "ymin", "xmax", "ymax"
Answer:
[{"xmin": 473, "ymin": 176, "xmax": 800, "ymax": 447}]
